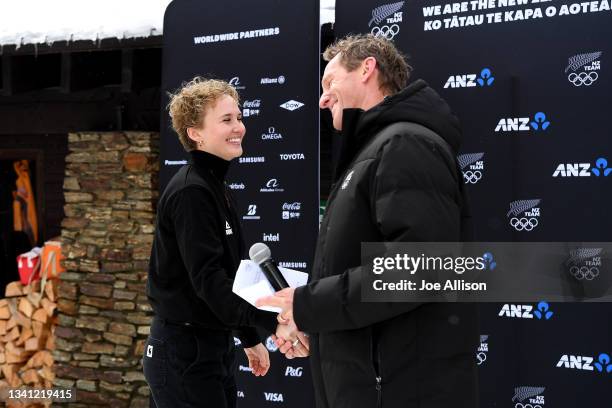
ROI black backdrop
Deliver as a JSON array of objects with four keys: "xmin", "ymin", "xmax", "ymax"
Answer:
[
  {"xmin": 161, "ymin": 0, "xmax": 612, "ymax": 406},
  {"xmin": 161, "ymin": 0, "xmax": 319, "ymax": 407},
  {"xmin": 335, "ymin": 1, "xmax": 612, "ymax": 407}
]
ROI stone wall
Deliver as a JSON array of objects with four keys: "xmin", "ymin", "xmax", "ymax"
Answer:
[{"xmin": 54, "ymin": 132, "xmax": 159, "ymax": 407}]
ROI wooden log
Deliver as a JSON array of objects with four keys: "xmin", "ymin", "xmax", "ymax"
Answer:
[
  {"xmin": 32, "ymin": 321, "xmax": 45, "ymax": 339},
  {"xmin": 40, "ymin": 365, "xmax": 55, "ymax": 382},
  {"xmin": 27, "ymin": 292, "xmax": 43, "ymax": 309},
  {"xmin": 5, "ymin": 281, "xmax": 24, "ymax": 297},
  {"xmin": 1, "ymin": 363, "xmax": 18, "ymax": 383},
  {"xmin": 6, "ymin": 316, "xmax": 18, "ymax": 330},
  {"xmin": 32, "ymin": 308, "xmax": 47, "ymax": 324},
  {"xmin": 15, "ymin": 327, "xmax": 33, "ymax": 346},
  {"xmin": 0, "ymin": 319, "xmax": 7, "ymax": 336},
  {"xmin": 0, "ymin": 305, "xmax": 10, "ymax": 319},
  {"xmin": 0, "ymin": 351, "xmax": 5, "ymax": 364},
  {"xmin": 13, "ymin": 311, "xmax": 32, "ymax": 331},
  {"xmin": 44, "ymin": 280, "xmax": 56, "ymax": 302},
  {"xmin": 4, "ymin": 326, "xmax": 20, "ymax": 343},
  {"xmin": 25, "ymin": 335, "xmax": 45, "ymax": 351},
  {"xmin": 45, "ymin": 335, "xmax": 55, "ymax": 351},
  {"xmin": 40, "ymin": 298, "xmax": 56, "ymax": 317},
  {"xmin": 18, "ymin": 298, "xmax": 34, "ymax": 318},
  {"xmin": 25, "ymin": 350, "xmax": 53, "ymax": 368},
  {"xmin": 21, "ymin": 368, "xmax": 41, "ymax": 385}
]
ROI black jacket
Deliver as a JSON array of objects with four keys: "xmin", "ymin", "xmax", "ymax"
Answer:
[
  {"xmin": 147, "ymin": 150, "xmax": 276, "ymax": 347},
  {"xmin": 294, "ymin": 80, "xmax": 479, "ymax": 408}
]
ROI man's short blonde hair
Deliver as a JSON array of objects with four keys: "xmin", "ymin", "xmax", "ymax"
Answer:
[
  {"xmin": 323, "ymin": 34, "xmax": 412, "ymax": 95},
  {"xmin": 167, "ymin": 77, "xmax": 239, "ymax": 151}
]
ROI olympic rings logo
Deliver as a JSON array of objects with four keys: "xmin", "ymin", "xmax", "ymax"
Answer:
[
  {"xmin": 510, "ymin": 217, "xmax": 539, "ymax": 231},
  {"xmin": 463, "ymin": 170, "xmax": 482, "ymax": 184},
  {"xmin": 476, "ymin": 352, "xmax": 487, "ymax": 365},
  {"xmin": 569, "ymin": 265, "xmax": 600, "ymax": 280},
  {"xmin": 568, "ymin": 71, "xmax": 599, "ymax": 86},
  {"xmin": 371, "ymin": 24, "xmax": 400, "ymax": 40},
  {"xmin": 515, "ymin": 404, "xmax": 542, "ymax": 408}
]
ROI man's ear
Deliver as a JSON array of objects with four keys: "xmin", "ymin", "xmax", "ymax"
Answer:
[{"xmin": 361, "ymin": 57, "xmax": 378, "ymax": 82}]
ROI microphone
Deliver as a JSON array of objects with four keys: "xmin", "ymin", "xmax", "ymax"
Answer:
[{"xmin": 249, "ymin": 243, "xmax": 289, "ymax": 291}]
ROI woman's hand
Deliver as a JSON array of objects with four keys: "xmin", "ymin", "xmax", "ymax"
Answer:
[{"xmin": 243, "ymin": 343, "xmax": 270, "ymax": 376}]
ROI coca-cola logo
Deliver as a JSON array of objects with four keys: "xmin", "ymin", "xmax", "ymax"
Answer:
[{"xmin": 282, "ymin": 202, "xmax": 301, "ymax": 210}]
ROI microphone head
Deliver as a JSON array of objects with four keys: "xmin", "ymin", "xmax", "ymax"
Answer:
[{"xmin": 249, "ymin": 242, "xmax": 271, "ymax": 264}]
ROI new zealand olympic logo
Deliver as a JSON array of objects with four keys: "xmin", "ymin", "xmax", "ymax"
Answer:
[
  {"xmin": 565, "ymin": 51, "xmax": 601, "ymax": 87},
  {"xmin": 476, "ymin": 334, "xmax": 488, "ymax": 365},
  {"xmin": 566, "ymin": 248, "xmax": 602, "ymax": 281},
  {"xmin": 458, "ymin": 152, "xmax": 484, "ymax": 184},
  {"xmin": 507, "ymin": 199, "xmax": 541, "ymax": 232},
  {"xmin": 368, "ymin": 1, "xmax": 404, "ymax": 40},
  {"xmin": 512, "ymin": 386, "xmax": 546, "ymax": 408}
]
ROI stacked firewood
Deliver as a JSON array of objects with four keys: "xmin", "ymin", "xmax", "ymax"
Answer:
[{"xmin": 0, "ymin": 279, "xmax": 56, "ymax": 398}]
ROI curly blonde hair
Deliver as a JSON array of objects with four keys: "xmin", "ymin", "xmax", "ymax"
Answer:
[
  {"xmin": 323, "ymin": 34, "xmax": 412, "ymax": 95},
  {"xmin": 167, "ymin": 77, "xmax": 239, "ymax": 151}
]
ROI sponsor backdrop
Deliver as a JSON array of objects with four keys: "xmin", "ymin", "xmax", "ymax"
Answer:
[
  {"xmin": 161, "ymin": 0, "xmax": 318, "ymax": 407},
  {"xmin": 333, "ymin": 0, "xmax": 612, "ymax": 407}
]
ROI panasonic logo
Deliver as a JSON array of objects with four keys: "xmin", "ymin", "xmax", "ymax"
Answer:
[{"xmin": 164, "ymin": 160, "xmax": 187, "ymax": 166}]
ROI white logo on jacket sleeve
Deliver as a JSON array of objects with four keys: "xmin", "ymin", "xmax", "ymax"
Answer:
[
  {"xmin": 225, "ymin": 221, "xmax": 233, "ymax": 235},
  {"xmin": 146, "ymin": 345, "xmax": 153, "ymax": 357}
]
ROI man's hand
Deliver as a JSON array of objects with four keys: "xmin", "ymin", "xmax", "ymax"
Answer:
[
  {"xmin": 243, "ymin": 343, "xmax": 270, "ymax": 376},
  {"xmin": 257, "ymin": 288, "xmax": 309, "ymax": 358}
]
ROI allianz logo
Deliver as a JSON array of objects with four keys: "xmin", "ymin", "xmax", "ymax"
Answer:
[{"xmin": 261, "ymin": 75, "xmax": 285, "ymax": 84}]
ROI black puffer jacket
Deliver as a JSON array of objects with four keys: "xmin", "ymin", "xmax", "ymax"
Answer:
[{"xmin": 294, "ymin": 80, "xmax": 479, "ymax": 408}]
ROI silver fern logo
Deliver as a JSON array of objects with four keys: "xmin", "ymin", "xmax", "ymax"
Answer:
[
  {"xmin": 476, "ymin": 334, "xmax": 488, "ymax": 366},
  {"xmin": 458, "ymin": 152, "xmax": 484, "ymax": 184},
  {"xmin": 368, "ymin": 1, "xmax": 405, "ymax": 40},
  {"xmin": 507, "ymin": 199, "xmax": 541, "ymax": 232},
  {"xmin": 512, "ymin": 386, "xmax": 545, "ymax": 408},
  {"xmin": 565, "ymin": 51, "xmax": 601, "ymax": 87},
  {"xmin": 566, "ymin": 248, "xmax": 602, "ymax": 281}
]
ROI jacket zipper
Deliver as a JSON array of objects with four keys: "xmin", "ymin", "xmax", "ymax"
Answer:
[{"xmin": 372, "ymin": 332, "xmax": 382, "ymax": 408}]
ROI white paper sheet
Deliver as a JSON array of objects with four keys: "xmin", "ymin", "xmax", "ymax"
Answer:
[{"xmin": 232, "ymin": 260, "xmax": 308, "ymax": 313}]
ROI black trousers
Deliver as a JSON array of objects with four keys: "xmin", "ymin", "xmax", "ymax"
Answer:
[{"xmin": 143, "ymin": 317, "xmax": 237, "ymax": 408}]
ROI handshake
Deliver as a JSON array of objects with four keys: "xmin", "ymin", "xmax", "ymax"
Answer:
[{"xmin": 243, "ymin": 287, "xmax": 309, "ymax": 377}]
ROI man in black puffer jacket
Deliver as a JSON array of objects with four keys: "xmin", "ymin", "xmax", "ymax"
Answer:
[{"xmin": 258, "ymin": 34, "xmax": 479, "ymax": 408}]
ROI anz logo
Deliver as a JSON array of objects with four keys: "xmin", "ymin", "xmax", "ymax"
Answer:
[
  {"xmin": 557, "ymin": 353, "xmax": 612, "ymax": 374},
  {"xmin": 444, "ymin": 68, "xmax": 495, "ymax": 88},
  {"xmin": 495, "ymin": 112, "xmax": 550, "ymax": 132},
  {"xmin": 498, "ymin": 301, "xmax": 553, "ymax": 320},
  {"xmin": 553, "ymin": 157, "xmax": 612, "ymax": 177}
]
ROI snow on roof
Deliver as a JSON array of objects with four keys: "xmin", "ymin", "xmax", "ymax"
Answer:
[{"xmin": 0, "ymin": 0, "xmax": 335, "ymax": 48}]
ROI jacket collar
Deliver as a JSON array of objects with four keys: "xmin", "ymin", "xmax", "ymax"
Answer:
[{"xmin": 189, "ymin": 150, "xmax": 231, "ymax": 181}]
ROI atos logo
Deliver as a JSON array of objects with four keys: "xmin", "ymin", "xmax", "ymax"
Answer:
[
  {"xmin": 285, "ymin": 366, "xmax": 304, "ymax": 377},
  {"xmin": 512, "ymin": 386, "xmax": 546, "ymax": 408},
  {"xmin": 444, "ymin": 68, "xmax": 494, "ymax": 89},
  {"xmin": 553, "ymin": 157, "xmax": 612, "ymax": 177},
  {"xmin": 557, "ymin": 353, "xmax": 612, "ymax": 374},
  {"xmin": 264, "ymin": 392, "xmax": 284, "ymax": 402},
  {"xmin": 498, "ymin": 301, "xmax": 553, "ymax": 320},
  {"xmin": 495, "ymin": 112, "xmax": 550, "ymax": 132}
]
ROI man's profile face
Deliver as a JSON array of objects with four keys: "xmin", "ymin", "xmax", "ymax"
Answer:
[{"xmin": 319, "ymin": 54, "xmax": 364, "ymax": 131}]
